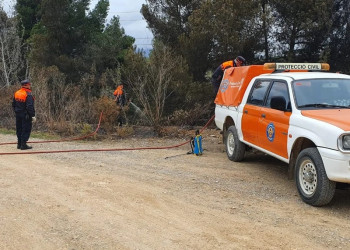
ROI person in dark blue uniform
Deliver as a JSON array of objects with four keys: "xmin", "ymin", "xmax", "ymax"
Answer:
[{"xmin": 12, "ymin": 79, "xmax": 36, "ymax": 150}]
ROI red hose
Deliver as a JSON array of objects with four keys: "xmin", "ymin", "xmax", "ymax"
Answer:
[{"xmin": 0, "ymin": 115, "xmax": 215, "ymax": 156}]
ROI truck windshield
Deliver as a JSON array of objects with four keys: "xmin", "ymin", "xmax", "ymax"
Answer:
[{"xmin": 292, "ymin": 79, "xmax": 350, "ymax": 109}]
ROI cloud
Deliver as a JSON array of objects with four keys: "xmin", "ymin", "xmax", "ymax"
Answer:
[{"xmin": 90, "ymin": 0, "xmax": 153, "ymax": 50}]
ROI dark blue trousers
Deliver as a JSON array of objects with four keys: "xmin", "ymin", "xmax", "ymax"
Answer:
[{"xmin": 15, "ymin": 113, "xmax": 32, "ymax": 143}]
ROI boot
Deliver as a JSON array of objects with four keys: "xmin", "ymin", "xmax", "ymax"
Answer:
[
  {"xmin": 21, "ymin": 142, "xmax": 32, "ymax": 150},
  {"xmin": 17, "ymin": 140, "xmax": 21, "ymax": 149}
]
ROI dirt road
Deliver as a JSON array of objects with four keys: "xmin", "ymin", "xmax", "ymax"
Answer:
[{"xmin": 0, "ymin": 131, "xmax": 350, "ymax": 249}]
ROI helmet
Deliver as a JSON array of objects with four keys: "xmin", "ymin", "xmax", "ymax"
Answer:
[
  {"xmin": 21, "ymin": 79, "xmax": 31, "ymax": 85},
  {"xmin": 235, "ymin": 56, "xmax": 246, "ymax": 65}
]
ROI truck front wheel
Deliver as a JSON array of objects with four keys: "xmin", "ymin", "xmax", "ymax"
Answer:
[
  {"xmin": 295, "ymin": 148, "xmax": 336, "ymax": 206},
  {"xmin": 225, "ymin": 126, "xmax": 245, "ymax": 162}
]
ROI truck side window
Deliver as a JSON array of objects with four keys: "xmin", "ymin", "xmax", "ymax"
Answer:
[
  {"xmin": 247, "ymin": 80, "xmax": 270, "ymax": 106},
  {"xmin": 266, "ymin": 81, "xmax": 290, "ymax": 110}
]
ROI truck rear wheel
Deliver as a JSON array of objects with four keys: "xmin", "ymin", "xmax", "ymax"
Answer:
[
  {"xmin": 225, "ymin": 125, "xmax": 245, "ymax": 162},
  {"xmin": 295, "ymin": 148, "xmax": 336, "ymax": 206}
]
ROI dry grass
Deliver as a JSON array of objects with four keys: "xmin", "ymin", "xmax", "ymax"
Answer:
[
  {"xmin": 1, "ymin": 66, "xmax": 213, "ymax": 138},
  {"xmin": 0, "ymin": 86, "xmax": 17, "ymax": 128},
  {"xmin": 116, "ymin": 126, "xmax": 134, "ymax": 137}
]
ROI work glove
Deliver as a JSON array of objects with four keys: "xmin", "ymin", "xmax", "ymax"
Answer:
[{"xmin": 32, "ymin": 116, "xmax": 37, "ymax": 123}]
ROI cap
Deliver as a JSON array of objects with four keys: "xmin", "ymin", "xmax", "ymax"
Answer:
[
  {"xmin": 236, "ymin": 56, "xmax": 246, "ymax": 65},
  {"xmin": 21, "ymin": 79, "xmax": 31, "ymax": 85}
]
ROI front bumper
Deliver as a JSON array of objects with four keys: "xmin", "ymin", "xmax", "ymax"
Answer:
[{"xmin": 319, "ymin": 147, "xmax": 350, "ymax": 183}]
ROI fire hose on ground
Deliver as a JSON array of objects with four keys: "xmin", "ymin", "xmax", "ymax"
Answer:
[{"xmin": 0, "ymin": 114, "xmax": 215, "ymax": 156}]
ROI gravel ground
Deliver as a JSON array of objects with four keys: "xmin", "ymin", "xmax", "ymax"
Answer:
[{"xmin": 0, "ymin": 130, "xmax": 350, "ymax": 249}]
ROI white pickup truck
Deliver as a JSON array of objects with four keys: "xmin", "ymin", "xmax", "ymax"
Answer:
[{"xmin": 214, "ymin": 63, "xmax": 350, "ymax": 206}]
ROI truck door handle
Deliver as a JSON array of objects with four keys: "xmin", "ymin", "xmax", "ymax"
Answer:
[
  {"xmin": 244, "ymin": 110, "xmax": 248, "ymax": 114},
  {"xmin": 261, "ymin": 114, "xmax": 266, "ymax": 118}
]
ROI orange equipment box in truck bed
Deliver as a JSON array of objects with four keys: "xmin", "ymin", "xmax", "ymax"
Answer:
[{"xmin": 214, "ymin": 65, "xmax": 273, "ymax": 107}]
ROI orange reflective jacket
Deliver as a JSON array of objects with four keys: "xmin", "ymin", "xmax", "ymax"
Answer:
[
  {"xmin": 14, "ymin": 88, "xmax": 28, "ymax": 102},
  {"xmin": 12, "ymin": 87, "xmax": 35, "ymax": 116},
  {"xmin": 113, "ymin": 85, "xmax": 123, "ymax": 96},
  {"xmin": 220, "ymin": 61, "xmax": 234, "ymax": 71}
]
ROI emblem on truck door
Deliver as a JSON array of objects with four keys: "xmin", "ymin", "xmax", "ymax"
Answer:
[{"xmin": 266, "ymin": 123, "xmax": 275, "ymax": 142}]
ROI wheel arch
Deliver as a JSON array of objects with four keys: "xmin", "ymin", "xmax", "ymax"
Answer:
[
  {"xmin": 223, "ymin": 116, "xmax": 235, "ymax": 144},
  {"xmin": 288, "ymin": 137, "xmax": 317, "ymax": 179},
  {"xmin": 223, "ymin": 116, "xmax": 235, "ymax": 134}
]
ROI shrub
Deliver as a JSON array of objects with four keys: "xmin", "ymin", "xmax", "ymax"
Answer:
[
  {"xmin": 32, "ymin": 66, "xmax": 89, "ymax": 127},
  {"xmin": 80, "ymin": 123, "xmax": 93, "ymax": 135},
  {"xmin": 0, "ymin": 86, "xmax": 17, "ymax": 128},
  {"xmin": 168, "ymin": 102, "xmax": 212, "ymax": 126},
  {"xmin": 92, "ymin": 96, "xmax": 120, "ymax": 132},
  {"xmin": 116, "ymin": 126, "xmax": 134, "ymax": 137}
]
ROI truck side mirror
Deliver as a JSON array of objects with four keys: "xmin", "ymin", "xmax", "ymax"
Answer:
[{"xmin": 270, "ymin": 96, "xmax": 286, "ymax": 111}]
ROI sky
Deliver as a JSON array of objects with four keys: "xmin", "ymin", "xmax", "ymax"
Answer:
[
  {"xmin": 1, "ymin": 0, "xmax": 154, "ymax": 51},
  {"xmin": 90, "ymin": 0, "xmax": 153, "ymax": 51}
]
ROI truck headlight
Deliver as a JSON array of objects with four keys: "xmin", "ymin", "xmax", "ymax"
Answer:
[
  {"xmin": 343, "ymin": 135, "xmax": 350, "ymax": 150},
  {"xmin": 339, "ymin": 134, "xmax": 350, "ymax": 151}
]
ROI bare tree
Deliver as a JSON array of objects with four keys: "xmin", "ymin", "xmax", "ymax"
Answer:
[
  {"xmin": 127, "ymin": 43, "xmax": 185, "ymax": 133},
  {"xmin": 0, "ymin": 9, "xmax": 25, "ymax": 87}
]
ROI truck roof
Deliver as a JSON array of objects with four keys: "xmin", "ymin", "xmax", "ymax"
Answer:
[
  {"xmin": 259, "ymin": 72, "xmax": 350, "ymax": 80},
  {"xmin": 214, "ymin": 64, "xmax": 349, "ymax": 107}
]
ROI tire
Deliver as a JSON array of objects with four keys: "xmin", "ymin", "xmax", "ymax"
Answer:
[
  {"xmin": 295, "ymin": 148, "xmax": 336, "ymax": 206},
  {"xmin": 225, "ymin": 125, "xmax": 245, "ymax": 162}
]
